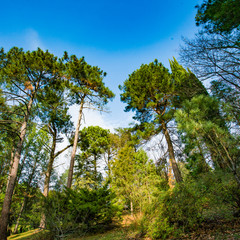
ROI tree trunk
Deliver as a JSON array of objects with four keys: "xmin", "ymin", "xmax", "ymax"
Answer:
[
  {"xmin": 0, "ymin": 96, "xmax": 34, "ymax": 240},
  {"xmin": 196, "ymin": 141, "xmax": 210, "ymax": 172},
  {"xmin": 16, "ymin": 153, "xmax": 28, "ymax": 185},
  {"xmin": 6, "ymin": 147, "xmax": 15, "ymax": 190},
  {"xmin": 94, "ymin": 155, "xmax": 97, "ymax": 182},
  {"xmin": 162, "ymin": 121, "xmax": 183, "ymax": 183},
  {"xmin": 67, "ymin": 97, "xmax": 84, "ymax": 188},
  {"xmin": 13, "ymin": 156, "xmax": 38, "ymax": 234},
  {"xmin": 39, "ymin": 125, "xmax": 57, "ymax": 229},
  {"xmin": 130, "ymin": 200, "xmax": 133, "ymax": 217},
  {"xmin": 13, "ymin": 196, "xmax": 26, "ymax": 234},
  {"xmin": 168, "ymin": 161, "xmax": 175, "ymax": 188},
  {"xmin": 107, "ymin": 149, "xmax": 112, "ymax": 188}
]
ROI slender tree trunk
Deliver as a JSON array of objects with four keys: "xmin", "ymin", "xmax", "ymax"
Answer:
[
  {"xmin": 107, "ymin": 149, "xmax": 112, "ymax": 188},
  {"xmin": 39, "ymin": 125, "xmax": 57, "ymax": 229},
  {"xmin": 130, "ymin": 200, "xmax": 133, "ymax": 217},
  {"xmin": 67, "ymin": 97, "xmax": 84, "ymax": 188},
  {"xmin": 168, "ymin": 161, "xmax": 175, "ymax": 188},
  {"xmin": 162, "ymin": 121, "xmax": 182, "ymax": 183},
  {"xmin": 0, "ymin": 96, "xmax": 34, "ymax": 240},
  {"xmin": 6, "ymin": 147, "xmax": 15, "ymax": 190},
  {"xmin": 0, "ymin": 146, "xmax": 14, "ymax": 191},
  {"xmin": 13, "ymin": 196, "xmax": 26, "ymax": 234},
  {"xmin": 13, "ymin": 156, "xmax": 38, "ymax": 234},
  {"xmin": 94, "ymin": 155, "xmax": 97, "ymax": 182},
  {"xmin": 16, "ymin": 153, "xmax": 28, "ymax": 185},
  {"xmin": 196, "ymin": 141, "xmax": 210, "ymax": 172}
]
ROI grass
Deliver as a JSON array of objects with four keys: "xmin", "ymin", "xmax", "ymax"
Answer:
[
  {"xmin": 68, "ymin": 228, "xmax": 130, "ymax": 240},
  {"xmin": 7, "ymin": 229, "xmax": 50, "ymax": 240},
  {"xmin": 7, "ymin": 214, "xmax": 140, "ymax": 240},
  {"xmin": 7, "ymin": 215, "xmax": 240, "ymax": 239},
  {"xmin": 7, "ymin": 227, "xmax": 136, "ymax": 240}
]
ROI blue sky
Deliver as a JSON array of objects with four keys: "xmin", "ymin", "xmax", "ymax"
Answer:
[{"xmin": 0, "ymin": 0, "xmax": 202, "ymax": 130}]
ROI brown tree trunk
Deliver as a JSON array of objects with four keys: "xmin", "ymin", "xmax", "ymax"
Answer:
[
  {"xmin": 39, "ymin": 125, "xmax": 57, "ymax": 229},
  {"xmin": 162, "ymin": 121, "xmax": 183, "ymax": 183},
  {"xmin": 67, "ymin": 97, "xmax": 84, "ymax": 188},
  {"xmin": 0, "ymin": 96, "xmax": 34, "ymax": 240},
  {"xmin": 13, "ymin": 156, "xmax": 38, "ymax": 234},
  {"xmin": 5, "ymin": 147, "xmax": 15, "ymax": 190}
]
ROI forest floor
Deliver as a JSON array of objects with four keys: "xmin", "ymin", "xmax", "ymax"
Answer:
[
  {"xmin": 7, "ymin": 216, "xmax": 240, "ymax": 240},
  {"xmin": 180, "ymin": 218, "xmax": 240, "ymax": 240},
  {"xmin": 69, "ymin": 217, "xmax": 240, "ymax": 240}
]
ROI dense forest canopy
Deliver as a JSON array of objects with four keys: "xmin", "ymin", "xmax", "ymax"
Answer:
[{"xmin": 0, "ymin": 1, "xmax": 239, "ymax": 239}]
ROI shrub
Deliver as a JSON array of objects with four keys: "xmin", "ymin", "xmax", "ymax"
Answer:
[
  {"xmin": 42, "ymin": 184, "xmax": 119, "ymax": 239},
  {"xmin": 142, "ymin": 184, "xmax": 203, "ymax": 239},
  {"xmin": 141, "ymin": 170, "xmax": 240, "ymax": 239}
]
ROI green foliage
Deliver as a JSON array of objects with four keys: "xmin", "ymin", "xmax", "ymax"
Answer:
[
  {"xmin": 143, "ymin": 184, "xmax": 203, "ymax": 239},
  {"xmin": 175, "ymin": 94, "xmax": 240, "ymax": 179},
  {"xmin": 120, "ymin": 58, "xmax": 205, "ymax": 128},
  {"xmin": 64, "ymin": 54, "xmax": 114, "ymax": 106},
  {"xmin": 142, "ymin": 170, "xmax": 240, "ymax": 239},
  {"xmin": 75, "ymin": 126, "xmax": 111, "ymax": 188},
  {"xmin": 9, "ymin": 187, "xmax": 43, "ymax": 233},
  {"xmin": 211, "ymin": 81, "xmax": 240, "ymax": 128},
  {"xmin": 120, "ymin": 59, "xmax": 173, "ymax": 126},
  {"xmin": 192, "ymin": 171, "xmax": 240, "ymax": 219},
  {"xmin": 42, "ymin": 184, "xmax": 119, "ymax": 239},
  {"xmin": 79, "ymin": 126, "xmax": 110, "ymax": 157},
  {"xmin": 111, "ymin": 145, "xmax": 164, "ymax": 213},
  {"xmin": 195, "ymin": 0, "xmax": 240, "ymax": 33}
]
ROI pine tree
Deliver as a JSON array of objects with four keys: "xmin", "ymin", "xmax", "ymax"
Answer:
[
  {"xmin": 0, "ymin": 47, "xmax": 64, "ymax": 240},
  {"xmin": 63, "ymin": 54, "xmax": 114, "ymax": 188}
]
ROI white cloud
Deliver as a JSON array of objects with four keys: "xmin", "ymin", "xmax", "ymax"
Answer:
[
  {"xmin": 54, "ymin": 105, "xmax": 133, "ymax": 175},
  {"xmin": 69, "ymin": 104, "xmax": 133, "ymax": 132},
  {"xmin": 0, "ymin": 29, "xmax": 45, "ymax": 51},
  {"xmin": 24, "ymin": 29, "xmax": 45, "ymax": 51}
]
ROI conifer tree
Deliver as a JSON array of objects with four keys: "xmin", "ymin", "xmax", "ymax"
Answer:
[
  {"xmin": 0, "ymin": 47, "xmax": 64, "ymax": 240},
  {"xmin": 175, "ymin": 95, "xmax": 240, "ymax": 184},
  {"xmin": 111, "ymin": 146, "xmax": 161, "ymax": 215},
  {"xmin": 37, "ymin": 85, "xmax": 74, "ymax": 228},
  {"xmin": 64, "ymin": 54, "xmax": 114, "ymax": 188},
  {"xmin": 195, "ymin": 0, "xmax": 240, "ymax": 33}
]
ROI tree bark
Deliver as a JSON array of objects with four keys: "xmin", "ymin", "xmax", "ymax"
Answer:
[
  {"xmin": 39, "ymin": 124, "xmax": 57, "ymax": 229},
  {"xmin": 162, "ymin": 121, "xmax": 183, "ymax": 183},
  {"xmin": 67, "ymin": 97, "xmax": 84, "ymax": 188},
  {"xmin": 13, "ymin": 156, "xmax": 38, "ymax": 234},
  {"xmin": 0, "ymin": 96, "xmax": 34, "ymax": 240},
  {"xmin": 5, "ymin": 147, "xmax": 15, "ymax": 191}
]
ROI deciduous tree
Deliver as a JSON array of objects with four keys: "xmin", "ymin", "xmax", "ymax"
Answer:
[{"xmin": 75, "ymin": 126, "xmax": 110, "ymax": 189}]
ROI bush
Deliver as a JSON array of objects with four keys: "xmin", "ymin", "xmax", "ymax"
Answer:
[
  {"xmin": 141, "ymin": 170, "xmax": 240, "ymax": 239},
  {"xmin": 42, "ymin": 184, "xmax": 120, "ymax": 239},
  {"xmin": 142, "ymin": 184, "xmax": 203, "ymax": 239}
]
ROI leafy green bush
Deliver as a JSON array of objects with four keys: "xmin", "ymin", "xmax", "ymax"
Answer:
[
  {"xmin": 142, "ymin": 184, "xmax": 203, "ymax": 239},
  {"xmin": 141, "ymin": 170, "xmax": 240, "ymax": 239},
  {"xmin": 43, "ymin": 184, "xmax": 120, "ymax": 239},
  {"xmin": 191, "ymin": 171, "xmax": 240, "ymax": 219}
]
